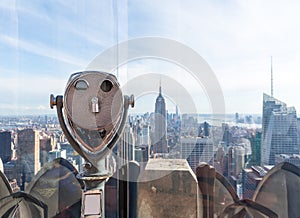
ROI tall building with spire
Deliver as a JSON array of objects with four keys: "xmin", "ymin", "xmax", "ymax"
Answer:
[
  {"xmin": 261, "ymin": 93, "xmax": 299, "ymax": 165},
  {"xmin": 153, "ymin": 84, "xmax": 168, "ymax": 154}
]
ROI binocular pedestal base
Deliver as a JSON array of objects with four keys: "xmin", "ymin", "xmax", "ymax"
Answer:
[{"xmin": 79, "ymin": 175, "xmax": 110, "ymax": 218}]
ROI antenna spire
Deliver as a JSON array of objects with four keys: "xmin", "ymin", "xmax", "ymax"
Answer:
[
  {"xmin": 271, "ymin": 56, "xmax": 273, "ymax": 97},
  {"xmin": 159, "ymin": 78, "xmax": 162, "ymax": 95}
]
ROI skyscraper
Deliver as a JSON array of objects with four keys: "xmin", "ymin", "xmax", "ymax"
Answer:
[
  {"xmin": 248, "ymin": 130, "xmax": 262, "ymax": 166},
  {"xmin": 39, "ymin": 136, "xmax": 52, "ymax": 167},
  {"xmin": 118, "ymin": 122, "xmax": 135, "ymax": 166},
  {"xmin": 153, "ymin": 85, "xmax": 168, "ymax": 154},
  {"xmin": 16, "ymin": 128, "xmax": 41, "ymax": 190},
  {"xmin": 261, "ymin": 93, "xmax": 299, "ymax": 165},
  {"xmin": 141, "ymin": 125, "xmax": 151, "ymax": 148},
  {"xmin": 234, "ymin": 145, "xmax": 245, "ymax": 177},
  {"xmin": 0, "ymin": 131, "xmax": 12, "ymax": 163}
]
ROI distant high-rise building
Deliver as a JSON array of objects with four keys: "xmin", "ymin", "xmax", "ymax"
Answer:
[
  {"xmin": 222, "ymin": 123, "xmax": 232, "ymax": 147},
  {"xmin": 181, "ymin": 137, "xmax": 213, "ymax": 172},
  {"xmin": 203, "ymin": 122, "xmax": 209, "ymax": 137},
  {"xmin": 235, "ymin": 112, "xmax": 239, "ymax": 123},
  {"xmin": 48, "ymin": 149, "xmax": 67, "ymax": 162},
  {"xmin": 60, "ymin": 142, "xmax": 76, "ymax": 157},
  {"xmin": 40, "ymin": 136, "xmax": 52, "ymax": 167},
  {"xmin": 227, "ymin": 145, "xmax": 246, "ymax": 179},
  {"xmin": 141, "ymin": 124, "xmax": 151, "ymax": 154},
  {"xmin": 0, "ymin": 131, "xmax": 12, "ymax": 163},
  {"xmin": 135, "ymin": 146, "xmax": 148, "ymax": 167},
  {"xmin": 227, "ymin": 146, "xmax": 234, "ymax": 178},
  {"xmin": 248, "ymin": 131, "xmax": 262, "ymax": 166},
  {"xmin": 198, "ymin": 122, "xmax": 210, "ymax": 137},
  {"xmin": 118, "ymin": 122, "xmax": 135, "ymax": 166},
  {"xmin": 153, "ymin": 85, "xmax": 168, "ymax": 154},
  {"xmin": 213, "ymin": 146, "xmax": 226, "ymax": 174},
  {"xmin": 16, "ymin": 129, "xmax": 40, "ymax": 190},
  {"xmin": 261, "ymin": 94, "xmax": 299, "ymax": 165},
  {"xmin": 234, "ymin": 146, "xmax": 245, "ymax": 177}
]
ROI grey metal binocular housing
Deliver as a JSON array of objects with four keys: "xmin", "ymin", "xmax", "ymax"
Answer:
[{"xmin": 50, "ymin": 71, "xmax": 134, "ymax": 171}]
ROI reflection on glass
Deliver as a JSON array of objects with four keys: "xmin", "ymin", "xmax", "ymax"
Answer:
[
  {"xmin": 26, "ymin": 158, "xmax": 83, "ymax": 217},
  {"xmin": 213, "ymin": 172, "xmax": 239, "ymax": 216}
]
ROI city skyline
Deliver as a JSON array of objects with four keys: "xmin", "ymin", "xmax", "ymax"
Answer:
[
  {"xmin": 1, "ymin": 1, "xmax": 300, "ymax": 115},
  {"xmin": 0, "ymin": 86, "xmax": 299, "ymax": 216}
]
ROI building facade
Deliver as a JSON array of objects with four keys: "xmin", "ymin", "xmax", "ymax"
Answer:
[
  {"xmin": 118, "ymin": 122, "xmax": 135, "ymax": 166},
  {"xmin": 16, "ymin": 128, "xmax": 40, "ymax": 190},
  {"xmin": 261, "ymin": 93, "xmax": 299, "ymax": 165},
  {"xmin": 0, "ymin": 131, "xmax": 12, "ymax": 163},
  {"xmin": 153, "ymin": 85, "xmax": 168, "ymax": 154},
  {"xmin": 234, "ymin": 145, "xmax": 245, "ymax": 177},
  {"xmin": 248, "ymin": 130, "xmax": 262, "ymax": 166}
]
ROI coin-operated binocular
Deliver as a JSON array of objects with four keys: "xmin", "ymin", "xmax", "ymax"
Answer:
[{"xmin": 50, "ymin": 71, "xmax": 134, "ymax": 217}]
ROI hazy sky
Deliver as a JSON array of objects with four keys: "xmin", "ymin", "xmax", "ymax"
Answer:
[{"xmin": 1, "ymin": 0, "xmax": 300, "ymax": 115}]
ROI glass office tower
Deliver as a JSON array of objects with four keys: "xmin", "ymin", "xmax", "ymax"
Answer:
[{"xmin": 262, "ymin": 93, "xmax": 299, "ymax": 165}]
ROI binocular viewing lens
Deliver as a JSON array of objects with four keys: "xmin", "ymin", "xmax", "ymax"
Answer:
[
  {"xmin": 100, "ymin": 80, "xmax": 113, "ymax": 92},
  {"xmin": 75, "ymin": 80, "xmax": 89, "ymax": 91},
  {"xmin": 64, "ymin": 71, "xmax": 124, "ymax": 153}
]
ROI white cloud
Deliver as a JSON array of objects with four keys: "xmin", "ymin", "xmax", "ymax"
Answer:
[
  {"xmin": 0, "ymin": 75, "xmax": 65, "ymax": 114},
  {"xmin": 127, "ymin": 0, "xmax": 300, "ymax": 113},
  {"xmin": 1, "ymin": 1, "xmax": 300, "ymax": 114},
  {"xmin": 0, "ymin": 34, "xmax": 88, "ymax": 67}
]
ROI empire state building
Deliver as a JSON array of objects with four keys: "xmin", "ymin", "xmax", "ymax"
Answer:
[{"xmin": 153, "ymin": 85, "xmax": 168, "ymax": 153}]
